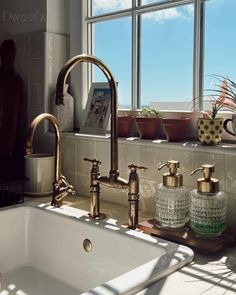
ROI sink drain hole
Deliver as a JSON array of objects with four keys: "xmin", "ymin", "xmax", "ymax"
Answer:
[{"xmin": 83, "ymin": 238, "xmax": 92, "ymax": 252}]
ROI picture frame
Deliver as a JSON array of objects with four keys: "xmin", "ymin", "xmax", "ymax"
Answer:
[{"xmin": 80, "ymin": 82, "xmax": 111, "ymax": 135}]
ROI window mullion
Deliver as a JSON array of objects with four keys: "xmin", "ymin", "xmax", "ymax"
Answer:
[
  {"xmin": 132, "ymin": 0, "xmax": 138, "ymax": 109},
  {"xmin": 193, "ymin": 0, "xmax": 205, "ymax": 111}
]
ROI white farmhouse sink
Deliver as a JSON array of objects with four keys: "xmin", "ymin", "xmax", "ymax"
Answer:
[{"xmin": 0, "ymin": 205, "xmax": 193, "ymax": 295}]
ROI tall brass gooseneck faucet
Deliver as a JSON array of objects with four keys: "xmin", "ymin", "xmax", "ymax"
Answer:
[
  {"xmin": 56, "ymin": 54, "xmax": 119, "ymax": 181},
  {"xmin": 25, "ymin": 113, "xmax": 75, "ymax": 207},
  {"xmin": 56, "ymin": 54, "xmax": 147, "ymax": 228}
]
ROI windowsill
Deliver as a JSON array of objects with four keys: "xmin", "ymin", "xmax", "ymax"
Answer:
[{"xmin": 55, "ymin": 131, "xmax": 236, "ymax": 155}]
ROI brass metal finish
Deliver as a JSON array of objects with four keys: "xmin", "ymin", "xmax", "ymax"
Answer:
[
  {"xmin": 56, "ymin": 54, "xmax": 147, "ymax": 228},
  {"xmin": 56, "ymin": 54, "xmax": 119, "ymax": 180},
  {"xmin": 84, "ymin": 157, "xmax": 106, "ymax": 220},
  {"xmin": 127, "ymin": 164, "xmax": 147, "ymax": 229},
  {"xmin": 158, "ymin": 160, "xmax": 183, "ymax": 187},
  {"xmin": 191, "ymin": 164, "xmax": 219, "ymax": 194},
  {"xmin": 25, "ymin": 113, "xmax": 75, "ymax": 206}
]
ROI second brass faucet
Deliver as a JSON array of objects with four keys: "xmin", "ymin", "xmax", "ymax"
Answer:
[{"xmin": 25, "ymin": 113, "xmax": 75, "ymax": 207}]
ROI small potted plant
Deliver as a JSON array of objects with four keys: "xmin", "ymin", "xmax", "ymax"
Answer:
[
  {"xmin": 118, "ymin": 112, "xmax": 135, "ymax": 137},
  {"xmin": 136, "ymin": 107, "xmax": 162, "ymax": 139},
  {"xmin": 197, "ymin": 76, "xmax": 236, "ymax": 145},
  {"xmin": 162, "ymin": 117, "xmax": 190, "ymax": 142}
]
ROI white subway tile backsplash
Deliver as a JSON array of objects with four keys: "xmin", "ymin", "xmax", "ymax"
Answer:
[
  {"xmin": 14, "ymin": 34, "xmax": 29, "ymax": 59},
  {"xmin": 225, "ymin": 155, "xmax": 236, "ymax": 194},
  {"xmin": 137, "ymin": 145, "xmax": 164, "ymax": 181},
  {"xmin": 29, "ymin": 32, "xmax": 44, "ymax": 58},
  {"xmin": 15, "ymin": 59, "xmax": 28, "ymax": 83},
  {"xmin": 29, "ymin": 83, "xmax": 44, "ymax": 109},
  {"xmin": 46, "ymin": 33, "xmax": 68, "ymax": 61},
  {"xmin": 94, "ymin": 140, "xmax": 110, "ymax": 174},
  {"xmin": 29, "ymin": 58, "xmax": 45, "ymax": 83},
  {"xmin": 226, "ymin": 193, "xmax": 236, "ymax": 225},
  {"xmin": 76, "ymin": 138, "xmax": 95, "ymax": 176},
  {"xmin": 118, "ymin": 141, "xmax": 139, "ymax": 178},
  {"xmin": 76, "ymin": 173, "xmax": 90, "ymax": 197},
  {"xmin": 47, "ymin": 58, "xmax": 66, "ymax": 85},
  {"xmin": 62, "ymin": 137, "xmax": 76, "ymax": 178}
]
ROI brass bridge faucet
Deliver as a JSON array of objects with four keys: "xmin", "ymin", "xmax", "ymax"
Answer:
[
  {"xmin": 84, "ymin": 158, "xmax": 147, "ymax": 228},
  {"xmin": 55, "ymin": 54, "xmax": 147, "ymax": 229},
  {"xmin": 25, "ymin": 113, "xmax": 75, "ymax": 207}
]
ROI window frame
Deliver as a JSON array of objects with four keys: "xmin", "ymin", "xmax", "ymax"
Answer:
[{"xmin": 85, "ymin": 0, "xmax": 205, "ymax": 111}]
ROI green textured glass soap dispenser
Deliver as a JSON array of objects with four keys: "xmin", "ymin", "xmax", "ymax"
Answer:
[
  {"xmin": 156, "ymin": 160, "xmax": 190, "ymax": 228},
  {"xmin": 190, "ymin": 164, "xmax": 227, "ymax": 237}
]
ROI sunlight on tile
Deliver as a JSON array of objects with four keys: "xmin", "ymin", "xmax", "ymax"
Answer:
[
  {"xmin": 106, "ymin": 218, "xmax": 118, "ymax": 225},
  {"xmin": 7, "ymin": 284, "xmax": 16, "ymax": 291},
  {"xmin": 105, "ymin": 224, "xmax": 120, "ymax": 231},
  {"xmin": 16, "ymin": 290, "xmax": 28, "ymax": 295}
]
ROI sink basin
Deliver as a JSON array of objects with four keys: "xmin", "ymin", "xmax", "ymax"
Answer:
[{"xmin": 0, "ymin": 205, "xmax": 193, "ymax": 295}]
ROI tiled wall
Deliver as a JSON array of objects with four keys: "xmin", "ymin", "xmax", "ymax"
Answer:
[
  {"xmin": 0, "ymin": 31, "xmax": 68, "ymax": 152},
  {"xmin": 61, "ymin": 135, "xmax": 236, "ymax": 225}
]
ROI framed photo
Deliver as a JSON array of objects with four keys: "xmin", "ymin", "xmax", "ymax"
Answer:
[{"xmin": 80, "ymin": 82, "xmax": 111, "ymax": 135}]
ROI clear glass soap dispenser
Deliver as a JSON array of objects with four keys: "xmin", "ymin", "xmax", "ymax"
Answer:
[
  {"xmin": 156, "ymin": 160, "xmax": 190, "ymax": 228},
  {"xmin": 190, "ymin": 164, "xmax": 227, "ymax": 237}
]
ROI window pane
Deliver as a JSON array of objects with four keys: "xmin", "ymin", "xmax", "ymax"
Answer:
[
  {"xmin": 138, "ymin": 0, "xmax": 163, "ymax": 5},
  {"xmin": 204, "ymin": 0, "xmax": 236, "ymax": 91},
  {"xmin": 92, "ymin": 0, "xmax": 132, "ymax": 16},
  {"xmin": 92, "ymin": 17, "xmax": 132, "ymax": 108},
  {"xmin": 140, "ymin": 4, "xmax": 194, "ymax": 109}
]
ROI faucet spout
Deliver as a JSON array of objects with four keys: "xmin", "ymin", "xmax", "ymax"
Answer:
[
  {"xmin": 25, "ymin": 113, "xmax": 74, "ymax": 206},
  {"xmin": 55, "ymin": 54, "xmax": 119, "ymax": 180},
  {"xmin": 25, "ymin": 113, "xmax": 61, "ymax": 182}
]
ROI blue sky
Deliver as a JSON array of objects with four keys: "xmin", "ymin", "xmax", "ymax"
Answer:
[{"xmin": 92, "ymin": 0, "xmax": 236, "ymax": 109}]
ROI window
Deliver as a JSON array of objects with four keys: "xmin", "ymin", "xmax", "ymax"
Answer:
[
  {"xmin": 204, "ymin": 0, "xmax": 236, "ymax": 90},
  {"xmin": 92, "ymin": 17, "xmax": 132, "ymax": 108},
  {"xmin": 86, "ymin": 0, "xmax": 206, "ymax": 110},
  {"xmin": 140, "ymin": 4, "xmax": 194, "ymax": 108}
]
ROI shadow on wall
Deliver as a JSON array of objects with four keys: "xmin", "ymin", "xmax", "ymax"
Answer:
[{"xmin": 0, "ymin": 38, "xmax": 27, "ymax": 181}]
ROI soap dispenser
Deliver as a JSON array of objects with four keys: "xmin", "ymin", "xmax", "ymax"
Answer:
[
  {"xmin": 156, "ymin": 160, "xmax": 190, "ymax": 228},
  {"xmin": 190, "ymin": 164, "xmax": 227, "ymax": 237}
]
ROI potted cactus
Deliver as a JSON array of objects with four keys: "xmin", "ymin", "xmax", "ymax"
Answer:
[{"xmin": 136, "ymin": 108, "xmax": 162, "ymax": 139}]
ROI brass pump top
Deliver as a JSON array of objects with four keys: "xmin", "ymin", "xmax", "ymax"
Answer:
[
  {"xmin": 191, "ymin": 164, "xmax": 219, "ymax": 194},
  {"xmin": 158, "ymin": 160, "xmax": 183, "ymax": 187}
]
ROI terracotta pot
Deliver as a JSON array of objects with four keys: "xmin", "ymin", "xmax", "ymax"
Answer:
[
  {"xmin": 197, "ymin": 118, "xmax": 223, "ymax": 145},
  {"xmin": 162, "ymin": 118, "xmax": 190, "ymax": 142},
  {"xmin": 118, "ymin": 116, "xmax": 135, "ymax": 137},
  {"xmin": 136, "ymin": 117, "xmax": 162, "ymax": 139}
]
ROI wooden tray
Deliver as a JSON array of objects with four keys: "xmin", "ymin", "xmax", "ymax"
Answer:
[{"xmin": 138, "ymin": 219, "xmax": 236, "ymax": 253}]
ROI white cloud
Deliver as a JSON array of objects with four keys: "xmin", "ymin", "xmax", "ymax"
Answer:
[
  {"xmin": 93, "ymin": 1, "xmax": 194, "ymax": 23},
  {"xmin": 143, "ymin": 4, "xmax": 194, "ymax": 23},
  {"xmin": 93, "ymin": 0, "xmax": 131, "ymax": 13},
  {"xmin": 183, "ymin": 4, "xmax": 194, "ymax": 16},
  {"xmin": 143, "ymin": 7, "xmax": 183, "ymax": 23}
]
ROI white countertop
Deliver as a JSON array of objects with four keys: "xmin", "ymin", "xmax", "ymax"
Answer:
[{"xmin": 24, "ymin": 194, "xmax": 236, "ymax": 295}]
